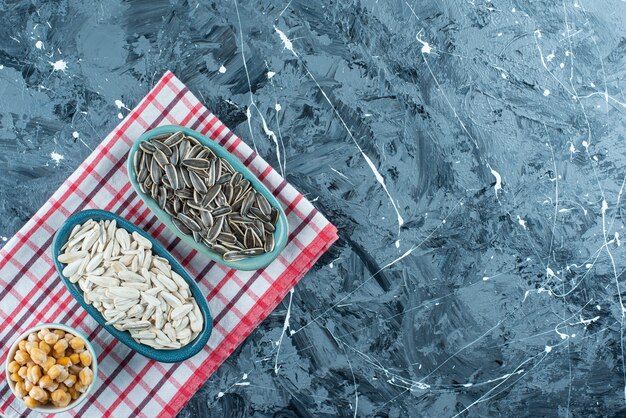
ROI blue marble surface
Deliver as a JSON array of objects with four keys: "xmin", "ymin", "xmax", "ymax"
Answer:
[{"xmin": 1, "ymin": 0, "xmax": 626, "ymax": 416}]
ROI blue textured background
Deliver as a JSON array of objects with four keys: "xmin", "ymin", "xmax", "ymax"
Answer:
[{"xmin": 1, "ymin": 0, "xmax": 626, "ymax": 416}]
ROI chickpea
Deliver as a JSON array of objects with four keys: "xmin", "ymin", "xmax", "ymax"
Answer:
[
  {"xmin": 69, "ymin": 365, "xmax": 82, "ymax": 375},
  {"xmin": 53, "ymin": 329, "xmax": 65, "ymax": 338},
  {"xmin": 18, "ymin": 341, "xmax": 27, "ymax": 351},
  {"xmin": 57, "ymin": 383, "xmax": 68, "ymax": 392},
  {"xmin": 14, "ymin": 381, "xmax": 27, "ymax": 398},
  {"xmin": 69, "ymin": 353, "xmax": 80, "ymax": 365},
  {"xmin": 42, "ymin": 357, "xmax": 56, "ymax": 373},
  {"xmin": 23, "ymin": 396, "xmax": 39, "ymax": 409},
  {"xmin": 79, "ymin": 351, "xmax": 92, "ymax": 367},
  {"xmin": 27, "ymin": 333, "xmax": 39, "ymax": 343},
  {"xmin": 69, "ymin": 337, "xmax": 84, "ymax": 351},
  {"xmin": 7, "ymin": 360, "xmax": 20, "ymax": 373},
  {"xmin": 29, "ymin": 347, "xmax": 47, "ymax": 366},
  {"xmin": 78, "ymin": 367, "xmax": 93, "ymax": 386},
  {"xmin": 68, "ymin": 387, "xmax": 79, "ymax": 400},
  {"xmin": 26, "ymin": 360, "xmax": 35, "ymax": 369},
  {"xmin": 43, "ymin": 333, "xmax": 59, "ymax": 345},
  {"xmin": 53, "ymin": 339, "xmax": 68, "ymax": 354},
  {"xmin": 38, "ymin": 375, "xmax": 58, "ymax": 392},
  {"xmin": 26, "ymin": 365, "xmax": 42, "ymax": 384},
  {"xmin": 17, "ymin": 366, "xmax": 27, "ymax": 379},
  {"xmin": 28, "ymin": 386, "xmax": 48, "ymax": 402},
  {"xmin": 39, "ymin": 340, "xmax": 51, "ymax": 354},
  {"xmin": 64, "ymin": 333, "xmax": 75, "ymax": 342},
  {"xmin": 74, "ymin": 380, "xmax": 86, "ymax": 393},
  {"xmin": 51, "ymin": 349, "xmax": 66, "ymax": 360},
  {"xmin": 23, "ymin": 380, "xmax": 34, "ymax": 392},
  {"xmin": 25, "ymin": 341, "xmax": 38, "ymax": 353},
  {"xmin": 51, "ymin": 389, "xmax": 72, "ymax": 408},
  {"xmin": 63, "ymin": 374, "xmax": 77, "ymax": 388},
  {"xmin": 57, "ymin": 357, "xmax": 71, "ymax": 367},
  {"xmin": 14, "ymin": 350, "xmax": 30, "ymax": 365},
  {"xmin": 55, "ymin": 367, "xmax": 70, "ymax": 383},
  {"xmin": 9, "ymin": 372, "xmax": 22, "ymax": 383},
  {"xmin": 47, "ymin": 364, "xmax": 64, "ymax": 380},
  {"xmin": 37, "ymin": 328, "xmax": 50, "ymax": 340}
]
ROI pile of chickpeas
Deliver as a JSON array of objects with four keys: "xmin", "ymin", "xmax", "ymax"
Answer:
[{"xmin": 7, "ymin": 328, "xmax": 95, "ymax": 409}]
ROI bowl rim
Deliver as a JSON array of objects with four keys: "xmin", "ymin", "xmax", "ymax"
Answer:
[
  {"xmin": 5, "ymin": 323, "xmax": 98, "ymax": 414},
  {"xmin": 126, "ymin": 124, "xmax": 289, "ymax": 271},
  {"xmin": 51, "ymin": 209, "xmax": 213, "ymax": 363}
]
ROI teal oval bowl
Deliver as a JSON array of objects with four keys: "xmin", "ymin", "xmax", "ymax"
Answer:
[
  {"xmin": 126, "ymin": 125, "xmax": 289, "ymax": 270},
  {"xmin": 52, "ymin": 209, "xmax": 212, "ymax": 363}
]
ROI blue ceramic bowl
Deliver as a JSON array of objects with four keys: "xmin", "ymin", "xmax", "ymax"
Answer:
[
  {"xmin": 52, "ymin": 209, "xmax": 212, "ymax": 363},
  {"xmin": 126, "ymin": 125, "xmax": 289, "ymax": 270}
]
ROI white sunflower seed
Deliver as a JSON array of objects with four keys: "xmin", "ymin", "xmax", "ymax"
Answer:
[
  {"xmin": 170, "ymin": 304, "xmax": 193, "ymax": 321},
  {"xmin": 57, "ymin": 251, "xmax": 88, "ymax": 264},
  {"xmin": 132, "ymin": 231, "xmax": 152, "ymax": 249},
  {"xmin": 107, "ymin": 287, "xmax": 140, "ymax": 299}
]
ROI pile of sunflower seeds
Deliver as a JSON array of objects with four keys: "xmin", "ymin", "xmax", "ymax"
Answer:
[
  {"xmin": 133, "ymin": 131, "xmax": 279, "ymax": 262},
  {"xmin": 58, "ymin": 219, "xmax": 204, "ymax": 350}
]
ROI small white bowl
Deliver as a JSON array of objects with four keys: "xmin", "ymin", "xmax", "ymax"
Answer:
[{"xmin": 5, "ymin": 323, "xmax": 98, "ymax": 414}]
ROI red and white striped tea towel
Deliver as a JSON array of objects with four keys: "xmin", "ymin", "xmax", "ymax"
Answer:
[{"xmin": 0, "ymin": 71, "xmax": 338, "ymax": 417}]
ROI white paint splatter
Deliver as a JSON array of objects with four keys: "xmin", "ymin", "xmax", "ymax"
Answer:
[
  {"xmin": 362, "ymin": 153, "xmax": 405, "ymax": 231},
  {"xmin": 546, "ymin": 53, "xmax": 555, "ymax": 61},
  {"xmin": 395, "ymin": 240, "xmax": 400, "ymax": 248},
  {"xmin": 415, "ymin": 31, "xmax": 432, "ymax": 54},
  {"xmin": 488, "ymin": 165, "xmax": 502, "ymax": 197},
  {"xmin": 217, "ymin": 392, "xmax": 224, "ymax": 398},
  {"xmin": 582, "ymin": 140, "xmax": 589, "ymax": 151},
  {"xmin": 72, "ymin": 131, "xmax": 79, "ymax": 139},
  {"xmin": 0, "ymin": 65, "xmax": 3, "ymax": 70},
  {"xmin": 274, "ymin": 289, "xmax": 294, "ymax": 375},
  {"xmin": 218, "ymin": 65, "xmax": 227, "ymax": 74},
  {"xmin": 560, "ymin": 62, "xmax": 565, "ymax": 69},
  {"xmin": 517, "ymin": 216, "xmax": 527, "ymax": 229},
  {"xmin": 35, "ymin": 40, "xmax": 43, "ymax": 50},
  {"xmin": 482, "ymin": 276, "xmax": 490, "ymax": 281},
  {"xmin": 267, "ymin": 71, "xmax": 276, "ymax": 79},
  {"xmin": 1, "ymin": 236, "xmax": 7, "ymax": 242},
  {"xmin": 50, "ymin": 152, "xmax": 64, "ymax": 165},
  {"xmin": 616, "ymin": 232, "xmax": 621, "ymax": 247},
  {"xmin": 275, "ymin": 103, "xmax": 282, "ymax": 112},
  {"xmin": 602, "ymin": 200, "xmax": 608, "ymax": 215},
  {"xmin": 117, "ymin": 113, "xmax": 123, "ymax": 119},
  {"xmin": 259, "ymin": 111, "xmax": 284, "ymax": 175},
  {"xmin": 274, "ymin": 26, "xmax": 294, "ymax": 52},
  {"xmin": 545, "ymin": 345, "xmax": 552, "ymax": 353},
  {"xmin": 49, "ymin": 60, "xmax": 67, "ymax": 72},
  {"xmin": 115, "ymin": 99, "xmax": 129, "ymax": 110},
  {"xmin": 543, "ymin": 89, "xmax": 551, "ymax": 96}
]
